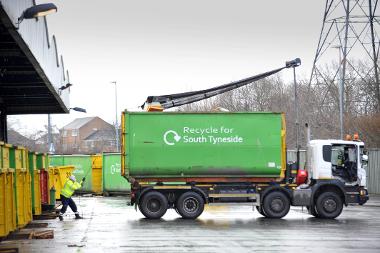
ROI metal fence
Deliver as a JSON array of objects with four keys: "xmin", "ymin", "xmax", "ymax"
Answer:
[
  {"xmin": 287, "ymin": 149, "xmax": 380, "ymax": 194},
  {"xmin": 367, "ymin": 149, "xmax": 380, "ymax": 194}
]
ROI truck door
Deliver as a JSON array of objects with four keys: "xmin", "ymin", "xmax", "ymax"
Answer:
[
  {"xmin": 358, "ymin": 145, "xmax": 367, "ymax": 187},
  {"xmin": 331, "ymin": 144, "xmax": 358, "ymax": 183}
]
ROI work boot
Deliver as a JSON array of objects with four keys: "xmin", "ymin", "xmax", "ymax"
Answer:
[
  {"xmin": 75, "ymin": 213, "xmax": 83, "ymax": 219},
  {"xmin": 58, "ymin": 215, "xmax": 63, "ymax": 221}
]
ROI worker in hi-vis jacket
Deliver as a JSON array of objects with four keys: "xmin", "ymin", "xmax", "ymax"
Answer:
[{"xmin": 58, "ymin": 175, "xmax": 84, "ymax": 221}]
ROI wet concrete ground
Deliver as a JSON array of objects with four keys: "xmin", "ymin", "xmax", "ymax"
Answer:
[{"xmin": 1, "ymin": 195, "xmax": 380, "ymax": 253}]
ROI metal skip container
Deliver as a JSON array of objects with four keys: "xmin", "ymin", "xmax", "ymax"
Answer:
[
  {"xmin": 28, "ymin": 151, "xmax": 42, "ymax": 215},
  {"xmin": 122, "ymin": 112, "xmax": 286, "ymax": 181},
  {"xmin": 37, "ymin": 153, "xmax": 49, "ymax": 205},
  {"xmin": 11, "ymin": 146, "xmax": 32, "ymax": 229},
  {"xmin": 102, "ymin": 153, "xmax": 130, "ymax": 194},
  {"xmin": 0, "ymin": 143, "xmax": 16, "ymax": 237},
  {"xmin": 91, "ymin": 155, "xmax": 103, "ymax": 194}
]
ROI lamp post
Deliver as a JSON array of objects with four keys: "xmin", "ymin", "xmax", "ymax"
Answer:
[
  {"xmin": 47, "ymin": 114, "xmax": 54, "ymax": 154},
  {"xmin": 286, "ymin": 58, "xmax": 301, "ymax": 171},
  {"xmin": 111, "ymin": 81, "xmax": 119, "ymax": 152}
]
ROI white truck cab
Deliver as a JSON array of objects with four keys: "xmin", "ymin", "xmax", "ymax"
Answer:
[
  {"xmin": 291, "ymin": 138, "xmax": 369, "ymax": 219},
  {"xmin": 308, "ymin": 139, "xmax": 367, "ymax": 187}
]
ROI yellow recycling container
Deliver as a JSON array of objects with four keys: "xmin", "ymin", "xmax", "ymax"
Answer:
[
  {"xmin": 0, "ymin": 168, "xmax": 7, "ymax": 237},
  {"xmin": 1, "ymin": 142, "xmax": 11, "ymax": 169},
  {"xmin": 28, "ymin": 152, "xmax": 42, "ymax": 215},
  {"xmin": 1, "ymin": 168, "xmax": 16, "ymax": 238},
  {"xmin": 33, "ymin": 170, "xmax": 42, "ymax": 215},
  {"xmin": 91, "ymin": 154, "xmax": 103, "ymax": 194},
  {"xmin": 14, "ymin": 147, "xmax": 28, "ymax": 171},
  {"xmin": 36, "ymin": 153, "xmax": 47, "ymax": 169},
  {"xmin": 11, "ymin": 146, "xmax": 32, "ymax": 229},
  {"xmin": 0, "ymin": 142, "xmax": 16, "ymax": 238},
  {"xmin": 0, "ymin": 168, "xmax": 11, "ymax": 237},
  {"xmin": 7, "ymin": 169, "xmax": 16, "ymax": 235},
  {"xmin": 14, "ymin": 168, "xmax": 32, "ymax": 229},
  {"xmin": 48, "ymin": 166, "xmax": 75, "ymax": 200}
]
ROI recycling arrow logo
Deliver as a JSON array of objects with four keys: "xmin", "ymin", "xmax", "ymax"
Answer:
[{"xmin": 163, "ymin": 130, "xmax": 181, "ymax": 145}]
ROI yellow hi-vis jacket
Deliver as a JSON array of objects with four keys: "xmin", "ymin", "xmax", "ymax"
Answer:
[{"xmin": 61, "ymin": 179, "xmax": 83, "ymax": 198}]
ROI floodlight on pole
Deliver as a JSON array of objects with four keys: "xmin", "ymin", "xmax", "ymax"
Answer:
[
  {"xmin": 70, "ymin": 107, "xmax": 87, "ymax": 113},
  {"xmin": 59, "ymin": 83, "xmax": 73, "ymax": 91},
  {"xmin": 17, "ymin": 3, "xmax": 57, "ymax": 28}
]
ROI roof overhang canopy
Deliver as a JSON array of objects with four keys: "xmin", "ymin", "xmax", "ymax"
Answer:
[{"xmin": 0, "ymin": 1, "xmax": 69, "ymax": 115}]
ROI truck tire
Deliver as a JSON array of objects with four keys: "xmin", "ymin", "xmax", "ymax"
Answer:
[
  {"xmin": 262, "ymin": 191, "xmax": 290, "ymax": 219},
  {"xmin": 255, "ymin": 206, "xmax": 267, "ymax": 217},
  {"xmin": 315, "ymin": 192, "xmax": 343, "ymax": 219},
  {"xmin": 307, "ymin": 205, "xmax": 320, "ymax": 218},
  {"xmin": 176, "ymin": 191, "xmax": 204, "ymax": 219},
  {"xmin": 139, "ymin": 191, "xmax": 168, "ymax": 219}
]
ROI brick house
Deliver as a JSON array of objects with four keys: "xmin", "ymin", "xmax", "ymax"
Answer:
[{"xmin": 60, "ymin": 117, "xmax": 116, "ymax": 154}]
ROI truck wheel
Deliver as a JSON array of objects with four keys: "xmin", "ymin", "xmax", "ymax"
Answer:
[
  {"xmin": 255, "ymin": 206, "xmax": 267, "ymax": 217},
  {"xmin": 139, "ymin": 191, "xmax": 168, "ymax": 219},
  {"xmin": 262, "ymin": 191, "xmax": 290, "ymax": 219},
  {"xmin": 176, "ymin": 191, "xmax": 204, "ymax": 219},
  {"xmin": 315, "ymin": 192, "xmax": 343, "ymax": 219},
  {"xmin": 307, "ymin": 205, "xmax": 320, "ymax": 218}
]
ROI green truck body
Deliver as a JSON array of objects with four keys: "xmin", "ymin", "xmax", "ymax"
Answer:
[{"xmin": 122, "ymin": 111, "xmax": 286, "ymax": 181}]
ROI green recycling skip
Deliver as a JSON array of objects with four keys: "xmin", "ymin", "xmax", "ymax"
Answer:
[{"xmin": 163, "ymin": 126, "xmax": 244, "ymax": 146}]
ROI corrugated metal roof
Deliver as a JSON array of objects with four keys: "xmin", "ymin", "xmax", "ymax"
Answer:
[{"xmin": 62, "ymin": 117, "xmax": 96, "ymax": 130}]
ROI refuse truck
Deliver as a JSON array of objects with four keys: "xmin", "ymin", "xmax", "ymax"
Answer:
[{"xmin": 121, "ymin": 111, "xmax": 369, "ymax": 219}]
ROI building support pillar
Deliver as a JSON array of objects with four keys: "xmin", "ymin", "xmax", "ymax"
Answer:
[{"xmin": 0, "ymin": 106, "xmax": 7, "ymax": 142}]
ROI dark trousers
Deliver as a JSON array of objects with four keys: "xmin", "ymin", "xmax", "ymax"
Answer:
[{"xmin": 60, "ymin": 194, "xmax": 78, "ymax": 214}]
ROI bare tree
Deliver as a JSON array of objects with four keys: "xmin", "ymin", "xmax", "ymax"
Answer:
[{"xmin": 178, "ymin": 61, "xmax": 380, "ymax": 148}]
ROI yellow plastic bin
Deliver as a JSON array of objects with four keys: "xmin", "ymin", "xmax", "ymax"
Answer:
[
  {"xmin": 91, "ymin": 154, "xmax": 103, "ymax": 194},
  {"xmin": 48, "ymin": 166, "xmax": 75, "ymax": 200}
]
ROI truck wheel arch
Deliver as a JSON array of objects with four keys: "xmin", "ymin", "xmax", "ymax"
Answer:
[
  {"xmin": 311, "ymin": 181, "xmax": 346, "ymax": 206},
  {"xmin": 136, "ymin": 186, "xmax": 208, "ymax": 205},
  {"xmin": 191, "ymin": 186, "xmax": 208, "ymax": 204},
  {"xmin": 136, "ymin": 186, "xmax": 154, "ymax": 205},
  {"xmin": 260, "ymin": 185, "xmax": 292, "ymax": 204}
]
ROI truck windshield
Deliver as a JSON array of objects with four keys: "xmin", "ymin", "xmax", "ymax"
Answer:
[{"xmin": 331, "ymin": 144, "xmax": 357, "ymax": 183}]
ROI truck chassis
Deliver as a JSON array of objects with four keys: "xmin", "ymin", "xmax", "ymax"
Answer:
[{"xmin": 130, "ymin": 179, "xmax": 368, "ymax": 219}]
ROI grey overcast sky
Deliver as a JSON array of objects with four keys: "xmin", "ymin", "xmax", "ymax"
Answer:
[{"xmin": 11, "ymin": 0, "xmax": 326, "ymax": 134}]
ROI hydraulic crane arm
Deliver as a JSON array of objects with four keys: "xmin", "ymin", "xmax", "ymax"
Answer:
[{"xmin": 141, "ymin": 58, "xmax": 301, "ymax": 111}]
